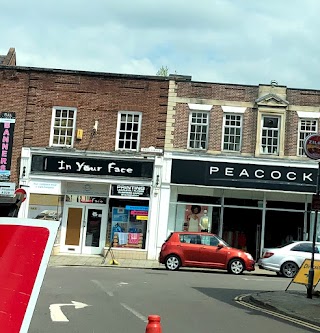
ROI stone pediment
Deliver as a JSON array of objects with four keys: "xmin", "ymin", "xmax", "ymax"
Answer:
[{"xmin": 255, "ymin": 93, "xmax": 289, "ymax": 107}]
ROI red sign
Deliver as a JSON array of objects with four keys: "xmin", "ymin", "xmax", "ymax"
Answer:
[
  {"xmin": 0, "ymin": 218, "xmax": 59, "ymax": 333},
  {"xmin": 304, "ymin": 134, "xmax": 320, "ymax": 160},
  {"xmin": 14, "ymin": 188, "xmax": 27, "ymax": 202}
]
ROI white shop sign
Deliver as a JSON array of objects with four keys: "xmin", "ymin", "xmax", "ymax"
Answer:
[
  {"xmin": 66, "ymin": 182, "xmax": 108, "ymax": 196},
  {"xmin": 29, "ymin": 180, "xmax": 61, "ymax": 194},
  {"xmin": 0, "ymin": 182, "xmax": 15, "ymax": 196}
]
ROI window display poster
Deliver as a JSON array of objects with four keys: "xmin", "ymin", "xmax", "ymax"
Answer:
[
  {"xmin": 184, "ymin": 205, "xmax": 208, "ymax": 232},
  {"xmin": 110, "ymin": 207, "xmax": 129, "ymax": 241}
]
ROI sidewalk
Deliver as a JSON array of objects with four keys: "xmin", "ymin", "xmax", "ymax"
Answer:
[{"xmin": 48, "ymin": 254, "xmax": 320, "ymax": 328}]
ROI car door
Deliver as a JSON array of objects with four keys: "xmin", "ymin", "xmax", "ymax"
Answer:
[
  {"xmin": 199, "ymin": 235, "xmax": 228, "ymax": 268},
  {"xmin": 179, "ymin": 234, "xmax": 202, "ymax": 264}
]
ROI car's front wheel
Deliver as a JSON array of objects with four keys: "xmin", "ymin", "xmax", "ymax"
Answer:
[
  {"xmin": 165, "ymin": 254, "xmax": 181, "ymax": 271},
  {"xmin": 228, "ymin": 258, "xmax": 244, "ymax": 275},
  {"xmin": 281, "ymin": 261, "xmax": 299, "ymax": 278}
]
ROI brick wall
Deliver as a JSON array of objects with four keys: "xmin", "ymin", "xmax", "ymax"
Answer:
[
  {"xmin": 0, "ymin": 67, "xmax": 169, "ymax": 184},
  {"xmin": 171, "ymin": 81, "xmax": 320, "ymax": 159}
]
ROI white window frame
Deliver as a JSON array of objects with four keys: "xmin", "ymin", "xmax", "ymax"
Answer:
[
  {"xmin": 260, "ymin": 115, "xmax": 280, "ymax": 155},
  {"xmin": 297, "ymin": 118, "xmax": 318, "ymax": 156},
  {"xmin": 49, "ymin": 106, "xmax": 77, "ymax": 147},
  {"xmin": 187, "ymin": 111, "xmax": 209, "ymax": 150},
  {"xmin": 115, "ymin": 111, "xmax": 142, "ymax": 151},
  {"xmin": 222, "ymin": 113, "xmax": 243, "ymax": 152}
]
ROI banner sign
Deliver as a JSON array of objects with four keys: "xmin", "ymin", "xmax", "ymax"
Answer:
[
  {"xmin": 31, "ymin": 155, "xmax": 154, "ymax": 179},
  {"xmin": 0, "ymin": 218, "xmax": 59, "ymax": 333},
  {"xmin": 0, "ymin": 112, "xmax": 16, "ymax": 181},
  {"xmin": 171, "ymin": 159, "xmax": 317, "ymax": 193},
  {"xmin": 111, "ymin": 185, "xmax": 150, "ymax": 198}
]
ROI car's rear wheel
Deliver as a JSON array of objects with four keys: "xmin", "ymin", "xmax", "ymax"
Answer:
[
  {"xmin": 281, "ymin": 261, "xmax": 299, "ymax": 278},
  {"xmin": 165, "ymin": 255, "xmax": 181, "ymax": 271},
  {"xmin": 228, "ymin": 258, "xmax": 244, "ymax": 275}
]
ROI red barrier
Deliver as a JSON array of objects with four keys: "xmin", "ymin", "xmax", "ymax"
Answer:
[{"xmin": 145, "ymin": 315, "xmax": 162, "ymax": 333}]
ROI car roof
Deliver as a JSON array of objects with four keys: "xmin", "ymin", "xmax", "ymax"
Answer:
[{"xmin": 173, "ymin": 231, "xmax": 216, "ymax": 236}]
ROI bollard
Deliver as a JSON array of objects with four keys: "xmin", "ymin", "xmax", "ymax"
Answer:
[{"xmin": 145, "ymin": 314, "xmax": 162, "ymax": 333}]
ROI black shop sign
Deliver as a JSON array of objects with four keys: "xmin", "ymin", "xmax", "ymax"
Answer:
[
  {"xmin": 171, "ymin": 159, "xmax": 317, "ymax": 193},
  {"xmin": 31, "ymin": 155, "xmax": 154, "ymax": 179},
  {"xmin": 111, "ymin": 184, "xmax": 150, "ymax": 198}
]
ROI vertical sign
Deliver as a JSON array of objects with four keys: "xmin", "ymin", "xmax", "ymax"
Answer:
[
  {"xmin": 0, "ymin": 112, "xmax": 16, "ymax": 180},
  {"xmin": 0, "ymin": 218, "xmax": 59, "ymax": 333}
]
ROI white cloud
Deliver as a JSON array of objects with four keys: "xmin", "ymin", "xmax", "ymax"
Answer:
[{"xmin": 1, "ymin": 0, "xmax": 320, "ymax": 89}]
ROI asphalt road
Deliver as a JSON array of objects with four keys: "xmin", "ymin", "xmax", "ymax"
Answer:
[{"xmin": 29, "ymin": 267, "xmax": 314, "ymax": 333}]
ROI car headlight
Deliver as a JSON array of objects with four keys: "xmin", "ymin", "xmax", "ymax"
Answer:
[{"xmin": 245, "ymin": 252, "xmax": 253, "ymax": 260}]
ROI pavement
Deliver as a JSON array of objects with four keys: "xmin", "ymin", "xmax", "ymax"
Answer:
[{"xmin": 49, "ymin": 254, "xmax": 320, "ymax": 328}]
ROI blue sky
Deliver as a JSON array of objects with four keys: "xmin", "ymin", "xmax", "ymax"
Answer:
[{"xmin": 1, "ymin": 0, "xmax": 320, "ymax": 89}]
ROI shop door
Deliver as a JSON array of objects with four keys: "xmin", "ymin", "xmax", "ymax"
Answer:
[{"xmin": 62, "ymin": 205, "xmax": 107, "ymax": 255}]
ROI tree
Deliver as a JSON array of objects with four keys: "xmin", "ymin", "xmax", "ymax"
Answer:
[{"xmin": 156, "ymin": 66, "xmax": 169, "ymax": 76}]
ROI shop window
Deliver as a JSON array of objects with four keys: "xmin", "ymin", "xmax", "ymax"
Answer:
[
  {"xmin": 297, "ymin": 119, "xmax": 318, "ymax": 156},
  {"xmin": 187, "ymin": 112, "xmax": 209, "ymax": 150},
  {"xmin": 107, "ymin": 198, "xmax": 149, "ymax": 249},
  {"xmin": 222, "ymin": 114, "xmax": 242, "ymax": 152},
  {"xmin": 260, "ymin": 115, "xmax": 280, "ymax": 155},
  {"xmin": 116, "ymin": 111, "xmax": 142, "ymax": 151},
  {"xmin": 49, "ymin": 107, "xmax": 77, "ymax": 147},
  {"xmin": 266, "ymin": 201, "xmax": 305, "ymax": 210},
  {"xmin": 224, "ymin": 198, "xmax": 260, "ymax": 207}
]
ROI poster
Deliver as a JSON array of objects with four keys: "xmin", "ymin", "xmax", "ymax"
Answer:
[{"xmin": 0, "ymin": 112, "xmax": 15, "ymax": 180}]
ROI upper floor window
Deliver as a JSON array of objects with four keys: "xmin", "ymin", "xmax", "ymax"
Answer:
[
  {"xmin": 222, "ymin": 114, "xmax": 242, "ymax": 151},
  {"xmin": 298, "ymin": 119, "xmax": 318, "ymax": 156},
  {"xmin": 188, "ymin": 112, "xmax": 209, "ymax": 150},
  {"xmin": 50, "ymin": 107, "xmax": 77, "ymax": 147},
  {"xmin": 260, "ymin": 116, "xmax": 280, "ymax": 155},
  {"xmin": 116, "ymin": 112, "xmax": 142, "ymax": 151}
]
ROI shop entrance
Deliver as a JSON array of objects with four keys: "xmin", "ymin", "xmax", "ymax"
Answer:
[
  {"xmin": 223, "ymin": 207, "xmax": 262, "ymax": 261},
  {"xmin": 61, "ymin": 203, "xmax": 107, "ymax": 255}
]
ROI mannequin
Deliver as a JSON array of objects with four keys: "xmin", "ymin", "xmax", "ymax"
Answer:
[{"xmin": 199, "ymin": 209, "xmax": 210, "ymax": 232}]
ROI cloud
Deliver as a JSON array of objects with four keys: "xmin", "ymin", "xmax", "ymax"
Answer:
[{"xmin": 1, "ymin": 0, "xmax": 320, "ymax": 89}]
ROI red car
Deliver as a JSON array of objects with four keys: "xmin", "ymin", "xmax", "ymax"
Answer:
[{"xmin": 159, "ymin": 232, "xmax": 255, "ymax": 274}]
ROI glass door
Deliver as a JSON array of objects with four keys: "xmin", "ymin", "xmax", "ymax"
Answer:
[
  {"xmin": 82, "ymin": 206, "xmax": 107, "ymax": 255},
  {"xmin": 61, "ymin": 204, "xmax": 107, "ymax": 255},
  {"xmin": 62, "ymin": 206, "xmax": 84, "ymax": 253}
]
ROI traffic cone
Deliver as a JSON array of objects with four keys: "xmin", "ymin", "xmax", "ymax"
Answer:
[{"xmin": 145, "ymin": 315, "xmax": 162, "ymax": 333}]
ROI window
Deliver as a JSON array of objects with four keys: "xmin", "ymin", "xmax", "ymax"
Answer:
[
  {"xmin": 179, "ymin": 234, "xmax": 201, "ymax": 244},
  {"xmin": 222, "ymin": 114, "xmax": 242, "ymax": 151},
  {"xmin": 298, "ymin": 119, "xmax": 318, "ymax": 156},
  {"xmin": 260, "ymin": 116, "xmax": 280, "ymax": 155},
  {"xmin": 188, "ymin": 112, "xmax": 209, "ymax": 150},
  {"xmin": 116, "ymin": 112, "xmax": 142, "ymax": 151},
  {"xmin": 50, "ymin": 107, "xmax": 77, "ymax": 147},
  {"xmin": 291, "ymin": 243, "xmax": 319, "ymax": 253},
  {"xmin": 201, "ymin": 235, "xmax": 220, "ymax": 246}
]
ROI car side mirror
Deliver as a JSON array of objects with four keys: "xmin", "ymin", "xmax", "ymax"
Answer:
[{"xmin": 217, "ymin": 243, "xmax": 224, "ymax": 249}]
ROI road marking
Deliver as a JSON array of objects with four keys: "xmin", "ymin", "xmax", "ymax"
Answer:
[
  {"xmin": 91, "ymin": 280, "xmax": 114, "ymax": 297},
  {"xmin": 235, "ymin": 294, "xmax": 320, "ymax": 331},
  {"xmin": 49, "ymin": 301, "xmax": 89, "ymax": 322},
  {"xmin": 242, "ymin": 278, "xmax": 279, "ymax": 282},
  {"xmin": 118, "ymin": 282, "xmax": 129, "ymax": 286},
  {"xmin": 120, "ymin": 303, "xmax": 148, "ymax": 323}
]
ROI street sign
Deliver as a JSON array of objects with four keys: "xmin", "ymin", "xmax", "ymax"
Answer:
[
  {"xmin": 304, "ymin": 134, "xmax": 320, "ymax": 160},
  {"xmin": 14, "ymin": 187, "xmax": 27, "ymax": 202},
  {"xmin": 0, "ymin": 218, "xmax": 59, "ymax": 333},
  {"xmin": 292, "ymin": 259, "xmax": 320, "ymax": 286}
]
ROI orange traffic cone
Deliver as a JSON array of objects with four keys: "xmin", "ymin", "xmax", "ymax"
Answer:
[{"xmin": 145, "ymin": 315, "xmax": 162, "ymax": 333}]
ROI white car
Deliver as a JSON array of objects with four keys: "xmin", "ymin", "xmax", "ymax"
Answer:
[{"xmin": 258, "ymin": 241, "xmax": 320, "ymax": 278}]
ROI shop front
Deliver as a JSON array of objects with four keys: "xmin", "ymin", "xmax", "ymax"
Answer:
[
  {"xmin": 161, "ymin": 156, "xmax": 318, "ymax": 260},
  {"xmin": 18, "ymin": 148, "xmax": 159, "ymax": 259}
]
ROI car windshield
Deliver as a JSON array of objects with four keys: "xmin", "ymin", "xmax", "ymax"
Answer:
[
  {"xmin": 215, "ymin": 235, "xmax": 230, "ymax": 247},
  {"xmin": 276, "ymin": 241, "xmax": 295, "ymax": 248}
]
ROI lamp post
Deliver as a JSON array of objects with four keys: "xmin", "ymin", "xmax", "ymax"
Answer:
[{"xmin": 304, "ymin": 134, "xmax": 320, "ymax": 299}]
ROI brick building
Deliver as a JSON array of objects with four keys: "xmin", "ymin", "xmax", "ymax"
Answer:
[
  {"xmin": 0, "ymin": 58, "xmax": 174, "ymax": 259},
  {"xmin": 158, "ymin": 76, "xmax": 320, "ymax": 260}
]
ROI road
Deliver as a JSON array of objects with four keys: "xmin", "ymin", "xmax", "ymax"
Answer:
[{"xmin": 29, "ymin": 266, "xmax": 313, "ymax": 333}]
